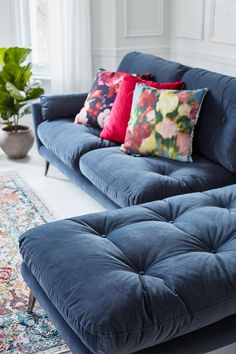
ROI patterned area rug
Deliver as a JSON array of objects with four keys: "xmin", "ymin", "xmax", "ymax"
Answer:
[{"xmin": 0, "ymin": 172, "xmax": 68, "ymax": 353}]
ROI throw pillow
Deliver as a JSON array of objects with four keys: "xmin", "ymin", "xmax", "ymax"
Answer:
[
  {"xmin": 121, "ymin": 84, "xmax": 208, "ymax": 162},
  {"xmin": 74, "ymin": 69, "xmax": 152, "ymax": 129},
  {"xmin": 100, "ymin": 75, "xmax": 185, "ymax": 143}
]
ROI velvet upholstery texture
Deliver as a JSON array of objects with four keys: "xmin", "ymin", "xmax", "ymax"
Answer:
[
  {"xmin": 117, "ymin": 51, "xmax": 189, "ymax": 82},
  {"xmin": 181, "ymin": 68, "xmax": 236, "ymax": 173},
  {"xmin": 41, "ymin": 93, "xmax": 87, "ymax": 121},
  {"xmin": 32, "ymin": 51, "xmax": 236, "ymax": 207},
  {"xmin": 121, "ymin": 86, "xmax": 207, "ymax": 162},
  {"xmin": 80, "ymin": 147, "xmax": 236, "ymax": 207},
  {"xmin": 37, "ymin": 119, "xmax": 117, "ymax": 170},
  {"xmin": 100, "ymin": 76, "xmax": 185, "ymax": 143},
  {"xmin": 74, "ymin": 70, "xmax": 152, "ymax": 129},
  {"xmin": 19, "ymin": 184, "xmax": 236, "ymax": 354},
  {"xmin": 21, "ymin": 263, "xmax": 93, "ymax": 354}
]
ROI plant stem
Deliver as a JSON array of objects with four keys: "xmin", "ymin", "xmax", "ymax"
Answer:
[{"xmin": 13, "ymin": 115, "xmax": 18, "ymax": 132}]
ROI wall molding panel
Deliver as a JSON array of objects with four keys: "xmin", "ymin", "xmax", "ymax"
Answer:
[
  {"xmin": 92, "ymin": 45, "xmax": 170, "ymax": 59},
  {"xmin": 90, "ymin": 0, "xmax": 236, "ymax": 77},
  {"xmin": 209, "ymin": 0, "xmax": 236, "ymax": 45},
  {"xmin": 124, "ymin": 0, "xmax": 164, "ymax": 38},
  {"xmin": 171, "ymin": 47, "xmax": 236, "ymax": 69},
  {"xmin": 175, "ymin": 0, "xmax": 205, "ymax": 40}
]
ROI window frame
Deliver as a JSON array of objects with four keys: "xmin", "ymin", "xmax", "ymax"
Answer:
[{"xmin": 11, "ymin": 0, "xmax": 50, "ymax": 80}]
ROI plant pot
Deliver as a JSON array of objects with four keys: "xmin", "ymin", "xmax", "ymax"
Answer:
[{"xmin": 0, "ymin": 125, "xmax": 34, "ymax": 159}]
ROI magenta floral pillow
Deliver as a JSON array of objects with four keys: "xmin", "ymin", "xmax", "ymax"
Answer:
[
  {"xmin": 121, "ymin": 84, "xmax": 207, "ymax": 162},
  {"xmin": 74, "ymin": 69, "xmax": 152, "ymax": 129}
]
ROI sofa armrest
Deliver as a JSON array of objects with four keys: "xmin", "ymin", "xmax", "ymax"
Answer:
[
  {"xmin": 40, "ymin": 92, "xmax": 88, "ymax": 121},
  {"xmin": 32, "ymin": 93, "xmax": 88, "ymax": 150},
  {"xmin": 31, "ymin": 102, "xmax": 45, "ymax": 150}
]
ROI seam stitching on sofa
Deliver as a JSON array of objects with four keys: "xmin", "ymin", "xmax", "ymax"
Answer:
[{"xmin": 65, "ymin": 295, "xmax": 236, "ymax": 337}]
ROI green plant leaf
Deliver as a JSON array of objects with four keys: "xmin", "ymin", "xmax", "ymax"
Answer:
[
  {"xmin": 0, "ymin": 91, "xmax": 13, "ymax": 106},
  {"xmin": 2, "ymin": 64, "xmax": 32, "ymax": 90},
  {"xmin": 17, "ymin": 104, "xmax": 32, "ymax": 118},
  {"xmin": 0, "ymin": 46, "xmax": 44, "ymax": 124},
  {"xmin": 0, "ymin": 92, "xmax": 15, "ymax": 120},
  {"xmin": 26, "ymin": 80, "xmax": 41, "ymax": 90},
  {"xmin": 4, "ymin": 47, "xmax": 31, "ymax": 64},
  {"xmin": 6, "ymin": 82, "xmax": 26, "ymax": 101},
  {"xmin": 0, "ymin": 48, "xmax": 7, "ymax": 67},
  {"xmin": 1, "ymin": 64, "xmax": 19, "ymax": 84},
  {"xmin": 15, "ymin": 65, "xmax": 32, "ymax": 90},
  {"xmin": 26, "ymin": 86, "xmax": 44, "ymax": 100},
  {"xmin": 0, "ymin": 82, "xmax": 7, "ymax": 93}
]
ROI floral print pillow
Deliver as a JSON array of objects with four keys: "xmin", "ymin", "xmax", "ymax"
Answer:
[
  {"xmin": 74, "ymin": 69, "xmax": 152, "ymax": 129},
  {"xmin": 121, "ymin": 84, "xmax": 207, "ymax": 162}
]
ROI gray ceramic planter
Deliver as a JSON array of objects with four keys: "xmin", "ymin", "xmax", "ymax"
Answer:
[{"xmin": 0, "ymin": 125, "xmax": 34, "ymax": 159}]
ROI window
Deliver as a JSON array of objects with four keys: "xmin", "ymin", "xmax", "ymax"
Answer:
[
  {"xmin": 29, "ymin": 0, "xmax": 49, "ymax": 68},
  {"xmin": 14, "ymin": 0, "xmax": 50, "ymax": 78}
]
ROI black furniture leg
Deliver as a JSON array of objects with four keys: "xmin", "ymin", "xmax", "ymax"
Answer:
[
  {"xmin": 44, "ymin": 160, "xmax": 50, "ymax": 176},
  {"xmin": 27, "ymin": 291, "xmax": 36, "ymax": 314}
]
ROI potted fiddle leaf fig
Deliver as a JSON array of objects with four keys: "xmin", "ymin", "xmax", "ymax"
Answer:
[{"xmin": 0, "ymin": 47, "xmax": 44, "ymax": 158}]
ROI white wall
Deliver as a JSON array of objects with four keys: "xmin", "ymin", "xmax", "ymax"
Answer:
[
  {"xmin": 0, "ymin": 0, "xmax": 15, "ymax": 46},
  {"xmin": 91, "ymin": 0, "xmax": 171, "ymax": 74},
  {"xmin": 91, "ymin": 0, "xmax": 117, "ymax": 71},
  {"xmin": 114, "ymin": 0, "xmax": 171, "ymax": 67},
  {"xmin": 1, "ymin": 0, "xmax": 236, "ymax": 78},
  {"xmin": 170, "ymin": 0, "xmax": 236, "ymax": 76},
  {"xmin": 91, "ymin": 0, "xmax": 236, "ymax": 77}
]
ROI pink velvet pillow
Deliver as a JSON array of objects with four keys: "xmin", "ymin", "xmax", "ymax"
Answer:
[{"xmin": 100, "ymin": 75, "xmax": 185, "ymax": 143}]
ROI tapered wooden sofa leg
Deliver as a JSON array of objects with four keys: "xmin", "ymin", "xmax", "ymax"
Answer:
[
  {"xmin": 44, "ymin": 160, "xmax": 50, "ymax": 176},
  {"xmin": 27, "ymin": 291, "xmax": 36, "ymax": 314}
]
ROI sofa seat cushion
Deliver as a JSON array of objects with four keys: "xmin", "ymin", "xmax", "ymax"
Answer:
[
  {"xmin": 80, "ymin": 147, "xmax": 236, "ymax": 207},
  {"xmin": 19, "ymin": 185, "xmax": 236, "ymax": 354},
  {"xmin": 37, "ymin": 119, "xmax": 117, "ymax": 170}
]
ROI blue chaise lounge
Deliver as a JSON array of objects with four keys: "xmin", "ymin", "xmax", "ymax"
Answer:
[
  {"xmin": 20, "ymin": 52, "xmax": 236, "ymax": 353},
  {"xmin": 20, "ymin": 185, "xmax": 236, "ymax": 353}
]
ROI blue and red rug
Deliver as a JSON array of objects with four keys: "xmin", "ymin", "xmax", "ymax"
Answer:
[{"xmin": 0, "ymin": 172, "xmax": 68, "ymax": 353}]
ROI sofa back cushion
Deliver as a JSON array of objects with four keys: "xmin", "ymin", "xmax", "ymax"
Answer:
[
  {"xmin": 182, "ymin": 68, "xmax": 236, "ymax": 173},
  {"xmin": 117, "ymin": 51, "xmax": 189, "ymax": 82},
  {"xmin": 41, "ymin": 93, "xmax": 87, "ymax": 121}
]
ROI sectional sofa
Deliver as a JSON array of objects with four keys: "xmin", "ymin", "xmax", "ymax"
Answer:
[{"xmin": 19, "ymin": 52, "xmax": 236, "ymax": 353}]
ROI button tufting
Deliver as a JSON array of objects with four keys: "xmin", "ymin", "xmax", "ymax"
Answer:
[{"xmin": 139, "ymin": 271, "xmax": 145, "ymax": 275}]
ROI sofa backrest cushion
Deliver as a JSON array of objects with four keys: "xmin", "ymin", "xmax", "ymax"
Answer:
[
  {"xmin": 182, "ymin": 68, "xmax": 236, "ymax": 173},
  {"xmin": 117, "ymin": 52, "xmax": 189, "ymax": 83},
  {"xmin": 41, "ymin": 93, "xmax": 87, "ymax": 121}
]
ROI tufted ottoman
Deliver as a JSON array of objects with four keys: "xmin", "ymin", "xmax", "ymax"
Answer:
[{"xmin": 19, "ymin": 185, "xmax": 236, "ymax": 354}]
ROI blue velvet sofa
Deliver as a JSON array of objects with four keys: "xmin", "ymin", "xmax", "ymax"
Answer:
[
  {"xmin": 19, "ymin": 52, "xmax": 236, "ymax": 353},
  {"xmin": 32, "ymin": 52, "xmax": 236, "ymax": 208}
]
